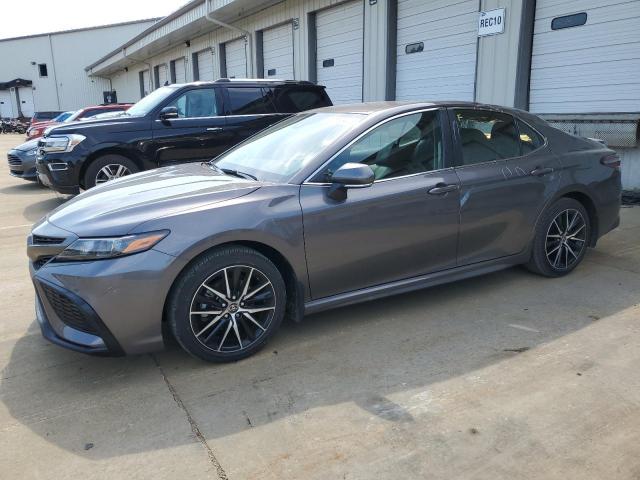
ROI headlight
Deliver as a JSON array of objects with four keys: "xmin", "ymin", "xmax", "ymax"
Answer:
[
  {"xmin": 55, "ymin": 230, "xmax": 169, "ymax": 261},
  {"xmin": 41, "ymin": 134, "xmax": 86, "ymax": 153},
  {"xmin": 26, "ymin": 149, "xmax": 37, "ymax": 156}
]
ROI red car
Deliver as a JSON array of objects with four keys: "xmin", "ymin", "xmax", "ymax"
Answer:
[{"xmin": 26, "ymin": 104, "xmax": 132, "ymax": 139}]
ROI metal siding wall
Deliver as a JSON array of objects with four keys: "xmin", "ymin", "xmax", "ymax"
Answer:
[{"xmin": 530, "ymin": 0, "xmax": 640, "ymax": 113}]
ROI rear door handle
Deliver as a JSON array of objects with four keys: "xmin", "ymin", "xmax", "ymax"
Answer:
[
  {"xmin": 530, "ymin": 167, "xmax": 553, "ymax": 177},
  {"xmin": 428, "ymin": 183, "xmax": 459, "ymax": 195},
  {"xmin": 206, "ymin": 127, "xmax": 222, "ymax": 132}
]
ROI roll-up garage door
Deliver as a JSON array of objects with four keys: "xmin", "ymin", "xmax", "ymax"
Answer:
[
  {"xmin": 18, "ymin": 87, "xmax": 34, "ymax": 117},
  {"xmin": 225, "ymin": 37, "xmax": 248, "ymax": 78},
  {"xmin": 0, "ymin": 91, "xmax": 13, "ymax": 118},
  {"xmin": 197, "ymin": 49, "xmax": 214, "ymax": 81},
  {"xmin": 157, "ymin": 64, "xmax": 168, "ymax": 88},
  {"xmin": 141, "ymin": 69, "xmax": 151, "ymax": 97},
  {"xmin": 395, "ymin": 0, "xmax": 478, "ymax": 101},
  {"xmin": 316, "ymin": 0, "xmax": 364, "ymax": 104},
  {"xmin": 262, "ymin": 23, "xmax": 294, "ymax": 79},
  {"xmin": 173, "ymin": 58, "xmax": 186, "ymax": 83},
  {"xmin": 530, "ymin": 0, "xmax": 640, "ymax": 113}
]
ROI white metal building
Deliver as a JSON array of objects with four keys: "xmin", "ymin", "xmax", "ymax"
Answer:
[
  {"xmin": 0, "ymin": 18, "xmax": 159, "ymax": 117},
  {"xmin": 2, "ymin": 0, "xmax": 634, "ymax": 189}
]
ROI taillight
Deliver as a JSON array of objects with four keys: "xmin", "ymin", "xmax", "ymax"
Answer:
[{"xmin": 601, "ymin": 154, "xmax": 620, "ymax": 170}]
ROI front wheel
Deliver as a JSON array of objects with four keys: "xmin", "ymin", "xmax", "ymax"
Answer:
[
  {"xmin": 83, "ymin": 154, "xmax": 139, "ymax": 189},
  {"xmin": 168, "ymin": 246, "xmax": 287, "ymax": 363},
  {"xmin": 526, "ymin": 198, "xmax": 591, "ymax": 277}
]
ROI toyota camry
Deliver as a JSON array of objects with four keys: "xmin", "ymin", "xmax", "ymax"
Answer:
[{"xmin": 28, "ymin": 102, "xmax": 621, "ymax": 362}]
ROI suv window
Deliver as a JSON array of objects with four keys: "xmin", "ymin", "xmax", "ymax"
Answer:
[
  {"xmin": 454, "ymin": 109, "xmax": 520, "ymax": 165},
  {"xmin": 517, "ymin": 119, "xmax": 545, "ymax": 154},
  {"xmin": 167, "ymin": 88, "xmax": 218, "ymax": 118},
  {"xmin": 272, "ymin": 87, "xmax": 331, "ymax": 112},
  {"xmin": 227, "ymin": 87, "xmax": 275, "ymax": 115},
  {"xmin": 314, "ymin": 110, "xmax": 444, "ymax": 182}
]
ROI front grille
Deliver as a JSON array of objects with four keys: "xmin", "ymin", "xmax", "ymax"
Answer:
[
  {"xmin": 33, "ymin": 256, "xmax": 53, "ymax": 270},
  {"xmin": 33, "ymin": 235, "xmax": 65, "ymax": 245},
  {"xmin": 40, "ymin": 283, "xmax": 98, "ymax": 334},
  {"xmin": 7, "ymin": 154, "xmax": 21, "ymax": 166}
]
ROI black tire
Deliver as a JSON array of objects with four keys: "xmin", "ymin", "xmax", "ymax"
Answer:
[
  {"xmin": 526, "ymin": 197, "xmax": 591, "ymax": 277},
  {"xmin": 83, "ymin": 154, "xmax": 139, "ymax": 189},
  {"xmin": 168, "ymin": 246, "xmax": 286, "ymax": 363}
]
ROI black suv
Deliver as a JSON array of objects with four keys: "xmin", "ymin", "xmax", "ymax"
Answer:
[{"xmin": 36, "ymin": 79, "xmax": 332, "ymax": 194}]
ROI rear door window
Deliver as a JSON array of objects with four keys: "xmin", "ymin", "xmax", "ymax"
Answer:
[
  {"xmin": 453, "ymin": 109, "xmax": 521, "ymax": 165},
  {"xmin": 227, "ymin": 87, "xmax": 276, "ymax": 115},
  {"xmin": 273, "ymin": 87, "xmax": 332, "ymax": 112}
]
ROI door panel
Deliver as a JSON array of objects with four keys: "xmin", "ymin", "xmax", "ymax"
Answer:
[
  {"xmin": 262, "ymin": 23, "xmax": 294, "ymax": 78},
  {"xmin": 151, "ymin": 87, "xmax": 232, "ymax": 165},
  {"xmin": 301, "ymin": 172, "xmax": 460, "ymax": 299}
]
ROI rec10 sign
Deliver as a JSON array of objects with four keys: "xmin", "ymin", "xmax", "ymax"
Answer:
[{"xmin": 478, "ymin": 8, "xmax": 506, "ymax": 36}]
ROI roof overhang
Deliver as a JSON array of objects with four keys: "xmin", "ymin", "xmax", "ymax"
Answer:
[
  {"xmin": 86, "ymin": 0, "xmax": 280, "ymax": 77},
  {"xmin": 0, "ymin": 78, "xmax": 32, "ymax": 90}
]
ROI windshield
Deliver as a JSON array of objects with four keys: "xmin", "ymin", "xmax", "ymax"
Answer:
[
  {"xmin": 214, "ymin": 113, "xmax": 364, "ymax": 183},
  {"xmin": 63, "ymin": 111, "xmax": 79, "ymax": 122},
  {"xmin": 125, "ymin": 86, "xmax": 179, "ymax": 117},
  {"xmin": 53, "ymin": 111, "xmax": 73, "ymax": 122}
]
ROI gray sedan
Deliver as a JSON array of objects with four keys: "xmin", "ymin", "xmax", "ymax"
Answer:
[
  {"xmin": 28, "ymin": 102, "xmax": 621, "ymax": 362},
  {"xmin": 7, "ymin": 139, "xmax": 39, "ymax": 181}
]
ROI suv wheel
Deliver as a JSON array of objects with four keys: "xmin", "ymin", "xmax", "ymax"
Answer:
[
  {"xmin": 526, "ymin": 198, "xmax": 590, "ymax": 277},
  {"xmin": 168, "ymin": 246, "xmax": 286, "ymax": 362},
  {"xmin": 84, "ymin": 154, "xmax": 138, "ymax": 189}
]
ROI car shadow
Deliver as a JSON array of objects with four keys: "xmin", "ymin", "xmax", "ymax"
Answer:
[
  {"xmin": 22, "ymin": 197, "xmax": 67, "ymax": 222},
  {"xmin": 2, "ymin": 255, "xmax": 637, "ymax": 459}
]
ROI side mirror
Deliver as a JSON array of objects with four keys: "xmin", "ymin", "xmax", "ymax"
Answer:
[
  {"xmin": 159, "ymin": 106, "xmax": 179, "ymax": 121},
  {"xmin": 327, "ymin": 162, "xmax": 374, "ymax": 201}
]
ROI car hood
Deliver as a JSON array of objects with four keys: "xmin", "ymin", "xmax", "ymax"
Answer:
[
  {"xmin": 12, "ymin": 138, "xmax": 39, "ymax": 152},
  {"xmin": 43, "ymin": 163, "xmax": 264, "ymax": 237},
  {"xmin": 46, "ymin": 115, "xmax": 143, "ymax": 135}
]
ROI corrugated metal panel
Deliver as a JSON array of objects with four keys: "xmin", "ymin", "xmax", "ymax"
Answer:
[
  {"xmin": 530, "ymin": 0, "xmax": 640, "ymax": 113},
  {"xmin": 262, "ymin": 23, "xmax": 294, "ymax": 78},
  {"xmin": 197, "ymin": 49, "xmax": 215, "ymax": 80},
  {"xmin": 396, "ymin": 0, "xmax": 477, "ymax": 101},
  {"xmin": 316, "ymin": 0, "xmax": 364, "ymax": 104},
  {"xmin": 225, "ymin": 37, "xmax": 248, "ymax": 78}
]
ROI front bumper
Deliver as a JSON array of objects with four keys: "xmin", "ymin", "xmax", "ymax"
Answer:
[
  {"xmin": 30, "ymin": 245, "xmax": 186, "ymax": 356},
  {"xmin": 7, "ymin": 150, "xmax": 38, "ymax": 181},
  {"xmin": 36, "ymin": 150, "xmax": 83, "ymax": 194}
]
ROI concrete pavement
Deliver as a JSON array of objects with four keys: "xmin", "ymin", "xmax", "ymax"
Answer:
[{"xmin": 0, "ymin": 133, "xmax": 639, "ymax": 479}]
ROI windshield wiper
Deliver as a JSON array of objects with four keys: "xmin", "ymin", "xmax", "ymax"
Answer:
[{"xmin": 206, "ymin": 162, "xmax": 258, "ymax": 181}]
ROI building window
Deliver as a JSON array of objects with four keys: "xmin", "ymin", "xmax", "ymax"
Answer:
[
  {"xmin": 551, "ymin": 12, "xmax": 587, "ymax": 30},
  {"xmin": 38, "ymin": 64, "xmax": 48, "ymax": 77}
]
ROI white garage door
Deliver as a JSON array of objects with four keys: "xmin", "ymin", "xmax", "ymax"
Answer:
[
  {"xmin": 197, "ymin": 49, "xmax": 214, "ymax": 81},
  {"xmin": 395, "ymin": 0, "xmax": 478, "ymax": 101},
  {"xmin": 0, "ymin": 90, "xmax": 13, "ymax": 118},
  {"xmin": 262, "ymin": 23, "xmax": 294, "ymax": 79},
  {"xmin": 141, "ymin": 69, "xmax": 151, "ymax": 97},
  {"xmin": 156, "ymin": 64, "xmax": 168, "ymax": 88},
  {"xmin": 530, "ymin": 0, "xmax": 640, "ymax": 113},
  {"xmin": 225, "ymin": 37, "xmax": 248, "ymax": 78},
  {"xmin": 316, "ymin": 1, "xmax": 364, "ymax": 104},
  {"xmin": 173, "ymin": 57, "xmax": 186, "ymax": 83},
  {"xmin": 18, "ymin": 87, "xmax": 34, "ymax": 117}
]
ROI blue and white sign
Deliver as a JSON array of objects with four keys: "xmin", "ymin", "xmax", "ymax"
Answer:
[{"xmin": 478, "ymin": 8, "xmax": 506, "ymax": 37}]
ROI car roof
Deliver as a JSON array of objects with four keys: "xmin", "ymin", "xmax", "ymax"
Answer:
[
  {"xmin": 310, "ymin": 101, "xmax": 512, "ymax": 116},
  {"xmin": 171, "ymin": 79, "xmax": 324, "ymax": 88}
]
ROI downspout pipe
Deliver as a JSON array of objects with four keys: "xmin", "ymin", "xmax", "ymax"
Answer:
[{"xmin": 204, "ymin": 0, "xmax": 254, "ymax": 78}]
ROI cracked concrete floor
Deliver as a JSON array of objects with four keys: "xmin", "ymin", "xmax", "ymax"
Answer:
[{"xmin": 1, "ymin": 133, "xmax": 639, "ymax": 479}]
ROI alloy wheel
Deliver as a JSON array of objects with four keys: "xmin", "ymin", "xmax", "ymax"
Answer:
[
  {"xmin": 95, "ymin": 163, "xmax": 131, "ymax": 184},
  {"xmin": 545, "ymin": 208, "xmax": 587, "ymax": 270},
  {"xmin": 189, "ymin": 265, "xmax": 276, "ymax": 353}
]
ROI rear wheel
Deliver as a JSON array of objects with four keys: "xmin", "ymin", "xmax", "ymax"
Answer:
[
  {"xmin": 168, "ymin": 246, "xmax": 286, "ymax": 362},
  {"xmin": 526, "ymin": 198, "xmax": 590, "ymax": 277},
  {"xmin": 83, "ymin": 154, "xmax": 138, "ymax": 189}
]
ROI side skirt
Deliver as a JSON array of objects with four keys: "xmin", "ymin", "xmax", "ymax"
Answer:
[{"xmin": 303, "ymin": 252, "xmax": 529, "ymax": 316}]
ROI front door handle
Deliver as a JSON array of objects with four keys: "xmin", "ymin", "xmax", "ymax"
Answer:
[
  {"xmin": 530, "ymin": 167, "xmax": 553, "ymax": 177},
  {"xmin": 428, "ymin": 183, "xmax": 459, "ymax": 195},
  {"xmin": 206, "ymin": 127, "xmax": 222, "ymax": 132}
]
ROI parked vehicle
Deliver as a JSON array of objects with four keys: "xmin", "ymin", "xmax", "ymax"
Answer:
[
  {"xmin": 7, "ymin": 138, "xmax": 39, "ymax": 181},
  {"xmin": 30, "ymin": 111, "xmax": 63, "ymax": 125},
  {"xmin": 26, "ymin": 111, "xmax": 75, "ymax": 140},
  {"xmin": 28, "ymin": 102, "xmax": 621, "ymax": 361},
  {"xmin": 35, "ymin": 79, "xmax": 332, "ymax": 194}
]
